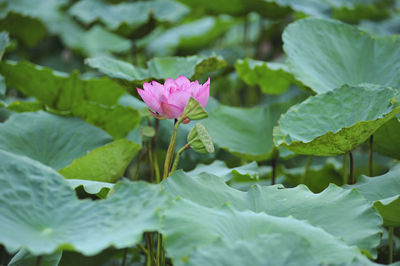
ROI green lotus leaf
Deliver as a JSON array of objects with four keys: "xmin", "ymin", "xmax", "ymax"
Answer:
[
  {"xmin": 0, "ymin": 60, "xmax": 140, "ymax": 138},
  {"xmin": 187, "ymin": 160, "xmax": 259, "ymax": 182},
  {"xmin": 373, "ymin": 117, "xmax": 400, "ymax": 160},
  {"xmin": 266, "ymin": 0, "xmax": 389, "ymax": 21},
  {"xmin": 347, "ymin": 164, "xmax": 400, "ymax": 226},
  {"xmin": 0, "ymin": 13, "xmax": 46, "ymax": 47},
  {"xmin": 6, "ymin": 101, "xmax": 43, "ymax": 113},
  {"xmin": 0, "ymin": 0, "xmax": 130, "ymax": 56},
  {"xmin": 144, "ymin": 16, "xmax": 234, "ymax": 56},
  {"xmin": 161, "ymin": 193, "xmax": 374, "ymax": 265},
  {"xmin": 59, "ymin": 139, "xmax": 140, "ymax": 183},
  {"xmin": 162, "ymin": 171, "xmax": 382, "ymax": 257},
  {"xmin": 0, "ymin": 111, "xmax": 112, "ymax": 170},
  {"xmin": 202, "ymin": 101, "xmax": 295, "ymax": 161},
  {"xmin": 0, "ymin": 150, "xmax": 168, "ymax": 255},
  {"xmin": 283, "ymin": 18, "xmax": 400, "ymax": 94},
  {"xmin": 85, "ymin": 55, "xmax": 226, "ymax": 88},
  {"xmin": 273, "ymin": 84, "xmax": 400, "ymax": 156},
  {"xmin": 235, "ymin": 58, "xmax": 295, "ymax": 95},
  {"xmin": 69, "ymin": 0, "xmax": 188, "ymax": 31}
]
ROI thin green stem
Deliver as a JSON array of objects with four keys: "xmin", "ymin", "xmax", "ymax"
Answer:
[
  {"xmin": 389, "ymin": 226, "xmax": 394, "ymax": 264},
  {"xmin": 153, "ymin": 120, "xmax": 161, "ymax": 183},
  {"xmin": 138, "ymin": 244, "xmax": 149, "ymax": 256},
  {"xmin": 148, "ymin": 142, "xmax": 155, "ymax": 183},
  {"xmin": 300, "ymin": 156, "xmax": 313, "ymax": 185},
  {"xmin": 162, "ymin": 117, "xmax": 184, "ymax": 179},
  {"xmin": 369, "ymin": 135, "xmax": 373, "ymax": 177},
  {"xmin": 35, "ymin": 256, "xmax": 42, "ymax": 266},
  {"xmin": 156, "ymin": 233, "xmax": 164, "ymax": 266},
  {"xmin": 343, "ymin": 153, "xmax": 348, "ymax": 185},
  {"xmin": 121, "ymin": 248, "xmax": 128, "ymax": 266},
  {"xmin": 145, "ymin": 233, "xmax": 155, "ymax": 266},
  {"xmin": 170, "ymin": 144, "xmax": 190, "ymax": 175},
  {"xmin": 349, "ymin": 151, "xmax": 354, "ymax": 185},
  {"xmin": 271, "ymin": 159, "xmax": 276, "ymax": 185}
]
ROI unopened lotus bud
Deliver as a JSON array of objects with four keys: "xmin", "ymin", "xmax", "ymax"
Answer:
[
  {"xmin": 183, "ymin": 97, "xmax": 208, "ymax": 120},
  {"xmin": 187, "ymin": 123, "xmax": 214, "ymax": 153}
]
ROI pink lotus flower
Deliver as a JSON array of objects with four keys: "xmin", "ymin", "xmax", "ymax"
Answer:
[{"xmin": 137, "ymin": 75, "xmax": 210, "ymax": 120}]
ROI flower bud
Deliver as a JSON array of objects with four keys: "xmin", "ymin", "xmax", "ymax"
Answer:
[
  {"xmin": 183, "ymin": 97, "xmax": 208, "ymax": 120},
  {"xmin": 187, "ymin": 123, "xmax": 214, "ymax": 153}
]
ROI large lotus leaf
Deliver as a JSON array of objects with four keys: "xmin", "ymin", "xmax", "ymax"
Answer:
[
  {"xmin": 59, "ymin": 139, "xmax": 140, "ymax": 183},
  {"xmin": 347, "ymin": 164, "xmax": 400, "ymax": 226},
  {"xmin": 235, "ymin": 58, "xmax": 295, "ymax": 94},
  {"xmin": 161, "ymin": 197, "xmax": 372, "ymax": 265},
  {"xmin": 70, "ymin": 0, "xmax": 188, "ymax": 31},
  {"xmin": 183, "ymin": 234, "xmax": 317, "ymax": 266},
  {"xmin": 0, "ymin": 60, "xmax": 140, "ymax": 138},
  {"xmin": 187, "ymin": 160, "xmax": 259, "ymax": 182},
  {"xmin": 283, "ymin": 18, "xmax": 400, "ymax": 94},
  {"xmin": 202, "ymin": 102, "xmax": 296, "ymax": 161},
  {"xmin": 373, "ymin": 117, "xmax": 400, "ymax": 160},
  {"xmin": 0, "ymin": 0, "xmax": 131, "ymax": 56},
  {"xmin": 85, "ymin": 55, "xmax": 226, "ymax": 88},
  {"xmin": 0, "ymin": 111, "xmax": 112, "ymax": 170},
  {"xmin": 0, "ymin": 150, "xmax": 168, "ymax": 255},
  {"xmin": 145, "ymin": 16, "xmax": 234, "ymax": 56},
  {"xmin": 8, "ymin": 249, "xmax": 62, "ymax": 266},
  {"xmin": 163, "ymin": 171, "xmax": 382, "ymax": 257},
  {"xmin": 273, "ymin": 84, "xmax": 400, "ymax": 156}
]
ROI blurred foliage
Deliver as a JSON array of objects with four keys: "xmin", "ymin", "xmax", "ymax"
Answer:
[{"xmin": 1, "ymin": 0, "xmax": 400, "ymax": 265}]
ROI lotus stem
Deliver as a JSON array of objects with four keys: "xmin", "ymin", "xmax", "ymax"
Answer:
[
  {"xmin": 35, "ymin": 256, "xmax": 41, "ymax": 266},
  {"xmin": 369, "ymin": 135, "xmax": 373, "ymax": 177},
  {"xmin": 389, "ymin": 226, "xmax": 394, "ymax": 264},
  {"xmin": 271, "ymin": 159, "xmax": 276, "ymax": 185},
  {"xmin": 121, "ymin": 248, "xmax": 128, "ymax": 266},
  {"xmin": 163, "ymin": 117, "xmax": 184, "ymax": 179},
  {"xmin": 170, "ymin": 144, "xmax": 190, "ymax": 175},
  {"xmin": 300, "ymin": 156, "xmax": 313, "ymax": 185},
  {"xmin": 349, "ymin": 151, "xmax": 354, "ymax": 185}
]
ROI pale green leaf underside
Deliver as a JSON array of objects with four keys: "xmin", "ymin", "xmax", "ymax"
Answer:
[
  {"xmin": 0, "ymin": 111, "xmax": 112, "ymax": 170},
  {"xmin": 347, "ymin": 164, "xmax": 400, "ymax": 226},
  {"xmin": 235, "ymin": 58, "xmax": 294, "ymax": 95},
  {"xmin": 0, "ymin": 150, "xmax": 168, "ymax": 256},
  {"xmin": 85, "ymin": 55, "xmax": 226, "ymax": 84},
  {"xmin": 283, "ymin": 18, "xmax": 400, "ymax": 94},
  {"xmin": 162, "ymin": 171, "xmax": 382, "ymax": 257},
  {"xmin": 66, "ymin": 179, "xmax": 114, "ymax": 199},
  {"xmin": 273, "ymin": 84, "xmax": 400, "ymax": 156},
  {"xmin": 0, "ymin": 60, "xmax": 140, "ymax": 138},
  {"xmin": 59, "ymin": 139, "xmax": 141, "ymax": 183}
]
